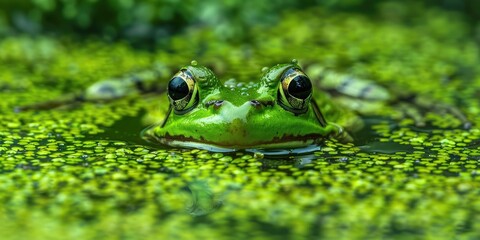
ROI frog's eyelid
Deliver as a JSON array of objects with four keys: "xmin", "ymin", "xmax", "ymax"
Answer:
[{"xmin": 182, "ymin": 69, "xmax": 194, "ymax": 79}]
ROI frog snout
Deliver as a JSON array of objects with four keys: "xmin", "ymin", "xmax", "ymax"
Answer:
[{"xmin": 205, "ymin": 100, "xmax": 273, "ymax": 124}]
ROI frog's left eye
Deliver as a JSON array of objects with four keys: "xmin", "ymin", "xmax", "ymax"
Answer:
[
  {"xmin": 167, "ymin": 69, "xmax": 199, "ymax": 114},
  {"xmin": 278, "ymin": 67, "xmax": 312, "ymax": 113}
]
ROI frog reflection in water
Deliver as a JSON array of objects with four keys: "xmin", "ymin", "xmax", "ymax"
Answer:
[{"xmin": 143, "ymin": 60, "xmax": 352, "ymax": 151}]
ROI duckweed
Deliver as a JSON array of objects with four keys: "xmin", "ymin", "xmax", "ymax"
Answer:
[{"xmin": 0, "ymin": 6, "xmax": 480, "ymax": 240}]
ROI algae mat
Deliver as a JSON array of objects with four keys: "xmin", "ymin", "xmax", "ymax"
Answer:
[{"xmin": 1, "ymin": 7, "xmax": 480, "ymax": 240}]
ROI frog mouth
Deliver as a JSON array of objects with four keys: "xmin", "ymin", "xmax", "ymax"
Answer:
[{"xmin": 143, "ymin": 132, "xmax": 328, "ymax": 152}]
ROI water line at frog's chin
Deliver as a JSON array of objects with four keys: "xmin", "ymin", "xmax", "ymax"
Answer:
[
  {"xmin": 161, "ymin": 138, "xmax": 322, "ymax": 156},
  {"xmin": 245, "ymin": 145, "xmax": 321, "ymax": 156}
]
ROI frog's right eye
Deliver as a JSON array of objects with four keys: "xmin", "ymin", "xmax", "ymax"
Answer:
[
  {"xmin": 167, "ymin": 69, "xmax": 199, "ymax": 114},
  {"xmin": 277, "ymin": 67, "xmax": 312, "ymax": 114}
]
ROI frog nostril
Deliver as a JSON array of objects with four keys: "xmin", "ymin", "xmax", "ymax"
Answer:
[
  {"xmin": 205, "ymin": 100, "xmax": 224, "ymax": 109},
  {"xmin": 250, "ymin": 100, "xmax": 261, "ymax": 107},
  {"xmin": 214, "ymin": 100, "xmax": 224, "ymax": 107},
  {"xmin": 250, "ymin": 100, "xmax": 274, "ymax": 108}
]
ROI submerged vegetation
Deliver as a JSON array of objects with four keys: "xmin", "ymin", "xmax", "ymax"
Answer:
[{"xmin": 0, "ymin": 1, "xmax": 480, "ymax": 239}]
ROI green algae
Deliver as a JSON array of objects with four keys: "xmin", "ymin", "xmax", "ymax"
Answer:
[{"xmin": 1, "ymin": 6, "xmax": 480, "ymax": 240}]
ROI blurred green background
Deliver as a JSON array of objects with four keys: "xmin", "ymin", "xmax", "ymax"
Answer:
[{"xmin": 1, "ymin": 0, "xmax": 479, "ymax": 45}]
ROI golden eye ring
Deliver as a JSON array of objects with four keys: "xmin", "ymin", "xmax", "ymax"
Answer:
[
  {"xmin": 167, "ymin": 69, "xmax": 198, "ymax": 114},
  {"xmin": 278, "ymin": 67, "xmax": 312, "ymax": 113}
]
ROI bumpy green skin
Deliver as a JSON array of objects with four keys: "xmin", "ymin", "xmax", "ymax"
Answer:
[{"xmin": 147, "ymin": 63, "xmax": 341, "ymax": 149}]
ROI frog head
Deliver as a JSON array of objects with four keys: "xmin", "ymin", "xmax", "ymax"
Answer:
[{"xmin": 143, "ymin": 61, "xmax": 342, "ymax": 151}]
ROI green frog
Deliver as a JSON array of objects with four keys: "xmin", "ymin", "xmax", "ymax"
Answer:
[{"xmin": 142, "ymin": 60, "xmax": 354, "ymax": 152}]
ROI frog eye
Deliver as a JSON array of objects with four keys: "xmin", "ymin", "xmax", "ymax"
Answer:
[
  {"xmin": 278, "ymin": 67, "xmax": 312, "ymax": 113},
  {"xmin": 167, "ymin": 69, "xmax": 199, "ymax": 113}
]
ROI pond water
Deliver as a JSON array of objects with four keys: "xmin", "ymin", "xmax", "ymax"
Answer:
[{"xmin": 1, "ymin": 5, "xmax": 480, "ymax": 240}]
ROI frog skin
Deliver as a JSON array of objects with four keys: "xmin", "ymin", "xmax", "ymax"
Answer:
[{"xmin": 142, "ymin": 61, "xmax": 352, "ymax": 151}]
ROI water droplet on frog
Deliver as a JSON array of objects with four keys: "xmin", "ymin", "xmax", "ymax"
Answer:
[
  {"xmin": 241, "ymin": 92, "xmax": 249, "ymax": 96},
  {"xmin": 291, "ymin": 59, "xmax": 298, "ymax": 64},
  {"xmin": 261, "ymin": 67, "xmax": 268, "ymax": 73},
  {"xmin": 191, "ymin": 60, "xmax": 198, "ymax": 66}
]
